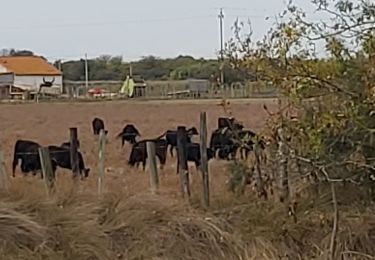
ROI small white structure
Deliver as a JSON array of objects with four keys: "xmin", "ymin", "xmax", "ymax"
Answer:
[{"xmin": 0, "ymin": 56, "xmax": 62, "ymax": 99}]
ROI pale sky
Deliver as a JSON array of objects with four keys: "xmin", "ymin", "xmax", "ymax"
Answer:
[{"xmin": 1, "ymin": 0, "xmax": 320, "ymax": 61}]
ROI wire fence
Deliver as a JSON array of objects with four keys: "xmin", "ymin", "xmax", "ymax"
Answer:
[{"xmin": 61, "ymin": 80, "xmax": 278, "ymax": 100}]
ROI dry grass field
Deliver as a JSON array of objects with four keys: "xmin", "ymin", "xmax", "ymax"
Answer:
[
  {"xmin": 0, "ymin": 98, "xmax": 278, "ymax": 189},
  {"xmin": 1, "ymin": 99, "xmax": 374, "ymax": 260}
]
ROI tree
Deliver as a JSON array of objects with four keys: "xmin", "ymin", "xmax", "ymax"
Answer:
[
  {"xmin": 224, "ymin": 1, "xmax": 375, "ymax": 257},
  {"xmin": 0, "ymin": 48, "xmax": 34, "ymax": 56},
  {"xmin": 227, "ymin": 0, "xmax": 375, "ymax": 189},
  {"xmin": 59, "ymin": 55, "xmax": 256, "ymax": 82}
]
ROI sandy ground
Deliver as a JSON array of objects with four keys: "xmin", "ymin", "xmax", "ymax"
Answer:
[{"xmin": 0, "ymin": 98, "xmax": 278, "ymax": 196}]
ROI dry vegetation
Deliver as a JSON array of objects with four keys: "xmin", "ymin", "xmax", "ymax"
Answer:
[{"xmin": 0, "ymin": 100, "xmax": 374, "ymax": 259}]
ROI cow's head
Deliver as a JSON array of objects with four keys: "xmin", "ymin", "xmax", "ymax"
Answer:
[
  {"xmin": 187, "ymin": 127, "xmax": 199, "ymax": 135},
  {"xmin": 83, "ymin": 168, "xmax": 90, "ymax": 178}
]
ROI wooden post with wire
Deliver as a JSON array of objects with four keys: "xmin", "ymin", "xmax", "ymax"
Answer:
[
  {"xmin": 0, "ymin": 151, "xmax": 8, "ymax": 192},
  {"xmin": 177, "ymin": 126, "xmax": 190, "ymax": 199},
  {"xmin": 98, "ymin": 129, "xmax": 106, "ymax": 195},
  {"xmin": 38, "ymin": 147, "xmax": 56, "ymax": 195},
  {"xmin": 69, "ymin": 128, "xmax": 80, "ymax": 180},
  {"xmin": 147, "ymin": 141, "xmax": 159, "ymax": 194},
  {"xmin": 200, "ymin": 112, "xmax": 210, "ymax": 207}
]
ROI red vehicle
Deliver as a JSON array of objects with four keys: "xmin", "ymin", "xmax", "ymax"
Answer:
[{"xmin": 88, "ymin": 87, "xmax": 105, "ymax": 96}]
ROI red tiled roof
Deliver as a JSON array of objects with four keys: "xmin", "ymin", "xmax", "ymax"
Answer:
[{"xmin": 0, "ymin": 56, "xmax": 62, "ymax": 76}]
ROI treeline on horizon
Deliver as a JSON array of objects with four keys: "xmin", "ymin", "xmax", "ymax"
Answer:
[
  {"xmin": 59, "ymin": 55, "xmax": 255, "ymax": 83},
  {"xmin": 0, "ymin": 48, "xmax": 254, "ymax": 83}
]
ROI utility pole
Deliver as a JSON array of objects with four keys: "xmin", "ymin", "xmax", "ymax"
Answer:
[
  {"xmin": 57, "ymin": 60, "xmax": 62, "ymax": 72},
  {"xmin": 219, "ymin": 8, "xmax": 224, "ymax": 60},
  {"xmin": 84, "ymin": 53, "xmax": 89, "ymax": 95},
  {"xmin": 218, "ymin": 8, "xmax": 225, "ymax": 88}
]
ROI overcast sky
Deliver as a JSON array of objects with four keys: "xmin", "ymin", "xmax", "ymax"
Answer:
[{"xmin": 1, "ymin": 0, "xmax": 320, "ymax": 61}]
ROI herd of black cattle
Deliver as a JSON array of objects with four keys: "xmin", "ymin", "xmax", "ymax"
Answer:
[{"xmin": 12, "ymin": 116, "xmax": 264, "ymax": 179}]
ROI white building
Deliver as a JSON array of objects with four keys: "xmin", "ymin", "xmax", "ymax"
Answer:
[{"xmin": 0, "ymin": 56, "xmax": 62, "ymax": 99}]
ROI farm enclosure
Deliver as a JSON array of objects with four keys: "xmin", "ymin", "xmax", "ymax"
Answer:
[
  {"xmin": 1, "ymin": 99, "xmax": 375, "ymax": 260},
  {"xmin": 0, "ymin": 98, "xmax": 277, "ymax": 191}
]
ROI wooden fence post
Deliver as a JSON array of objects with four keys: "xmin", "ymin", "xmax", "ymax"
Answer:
[
  {"xmin": 98, "ymin": 129, "xmax": 106, "ymax": 195},
  {"xmin": 177, "ymin": 126, "xmax": 190, "ymax": 199},
  {"xmin": 0, "ymin": 151, "xmax": 8, "ymax": 192},
  {"xmin": 200, "ymin": 112, "xmax": 210, "ymax": 207},
  {"xmin": 69, "ymin": 128, "xmax": 80, "ymax": 180},
  {"xmin": 38, "ymin": 147, "xmax": 56, "ymax": 195},
  {"xmin": 147, "ymin": 141, "xmax": 159, "ymax": 194}
]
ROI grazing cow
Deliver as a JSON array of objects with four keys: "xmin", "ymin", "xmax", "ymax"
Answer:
[
  {"xmin": 163, "ymin": 127, "xmax": 199, "ymax": 157},
  {"xmin": 209, "ymin": 128, "xmax": 239, "ymax": 160},
  {"xmin": 48, "ymin": 145, "xmax": 90, "ymax": 178},
  {"xmin": 12, "ymin": 140, "xmax": 42, "ymax": 177},
  {"xmin": 117, "ymin": 124, "xmax": 141, "ymax": 147},
  {"xmin": 92, "ymin": 117, "xmax": 108, "ymax": 136},
  {"xmin": 177, "ymin": 143, "xmax": 215, "ymax": 170},
  {"xmin": 128, "ymin": 138, "xmax": 167, "ymax": 171}
]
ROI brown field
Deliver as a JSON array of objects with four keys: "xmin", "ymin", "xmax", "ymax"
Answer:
[
  {"xmin": 0, "ymin": 98, "xmax": 278, "ymax": 196},
  {"xmin": 1, "ymin": 99, "xmax": 374, "ymax": 260}
]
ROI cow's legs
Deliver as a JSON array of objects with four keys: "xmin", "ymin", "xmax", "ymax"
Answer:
[
  {"xmin": 12, "ymin": 157, "xmax": 19, "ymax": 177},
  {"xmin": 142, "ymin": 160, "xmax": 146, "ymax": 171},
  {"xmin": 194, "ymin": 161, "xmax": 200, "ymax": 172},
  {"xmin": 169, "ymin": 146, "xmax": 174, "ymax": 157}
]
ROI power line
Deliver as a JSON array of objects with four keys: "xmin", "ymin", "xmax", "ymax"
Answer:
[{"xmin": 0, "ymin": 15, "xmax": 217, "ymax": 32}]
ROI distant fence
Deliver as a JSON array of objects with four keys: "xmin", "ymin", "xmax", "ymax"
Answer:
[
  {"xmin": 0, "ymin": 80, "xmax": 278, "ymax": 103},
  {"xmin": 62, "ymin": 80, "xmax": 279, "ymax": 100}
]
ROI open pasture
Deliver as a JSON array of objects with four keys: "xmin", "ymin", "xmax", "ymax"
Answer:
[
  {"xmin": 0, "ymin": 98, "xmax": 278, "ymax": 195},
  {"xmin": 1, "ymin": 99, "xmax": 374, "ymax": 260}
]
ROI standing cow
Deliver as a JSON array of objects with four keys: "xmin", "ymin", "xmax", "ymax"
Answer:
[
  {"xmin": 92, "ymin": 117, "xmax": 108, "ymax": 136},
  {"xmin": 176, "ymin": 142, "xmax": 215, "ymax": 171},
  {"xmin": 116, "ymin": 124, "xmax": 141, "ymax": 147},
  {"xmin": 12, "ymin": 140, "xmax": 57, "ymax": 178},
  {"xmin": 163, "ymin": 127, "xmax": 199, "ymax": 157},
  {"xmin": 128, "ymin": 137, "xmax": 167, "ymax": 171},
  {"xmin": 209, "ymin": 128, "xmax": 239, "ymax": 160}
]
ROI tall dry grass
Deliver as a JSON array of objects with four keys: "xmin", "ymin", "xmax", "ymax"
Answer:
[
  {"xmin": 0, "ymin": 171, "xmax": 374, "ymax": 260},
  {"xmin": 0, "ymin": 174, "xmax": 248, "ymax": 260}
]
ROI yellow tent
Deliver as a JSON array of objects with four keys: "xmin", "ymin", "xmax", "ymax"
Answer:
[{"xmin": 119, "ymin": 75, "xmax": 134, "ymax": 97}]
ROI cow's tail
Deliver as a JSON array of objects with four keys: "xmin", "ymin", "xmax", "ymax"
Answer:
[
  {"xmin": 12, "ymin": 141, "xmax": 20, "ymax": 177},
  {"xmin": 155, "ymin": 131, "xmax": 167, "ymax": 140},
  {"xmin": 115, "ymin": 132, "xmax": 123, "ymax": 139}
]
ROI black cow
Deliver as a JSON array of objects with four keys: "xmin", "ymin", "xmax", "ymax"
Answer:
[
  {"xmin": 117, "ymin": 124, "xmax": 141, "ymax": 147},
  {"xmin": 12, "ymin": 140, "xmax": 59, "ymax": 178},
  {"xmin": 164, "ymin": 127, "xmax": 199, "ymax": 157},
  {"xmin": 92, "ymin": 117, "xmax": 108, "ymax": 136},
  {"xmin": 177, "ymin": 143, "xmax": 215, "ymax": 170},
  {"xmin": 209, "ymin": 128, "xmax": 239, "ymax": 160},
  {"xmin": 60, "ymin": 140, "xmax": 81, "ymax": 150},
  {"xmin": 48, "ymin": 145, "xmax": 90, "ymax": 178},
  {"xmin": 210, "ymin": 127, "xmax": 266, "ymax": 160},
  {"xmin": 12, "ymin": 140, "xmax": 42, "ymax": 177},
  {"xmin": 218, "ymin": 117, "xmax": 244, "ymax": 131},
  {"xmin": 128, "ymin": 138, "xmax": 167, "ymax": 171}
]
